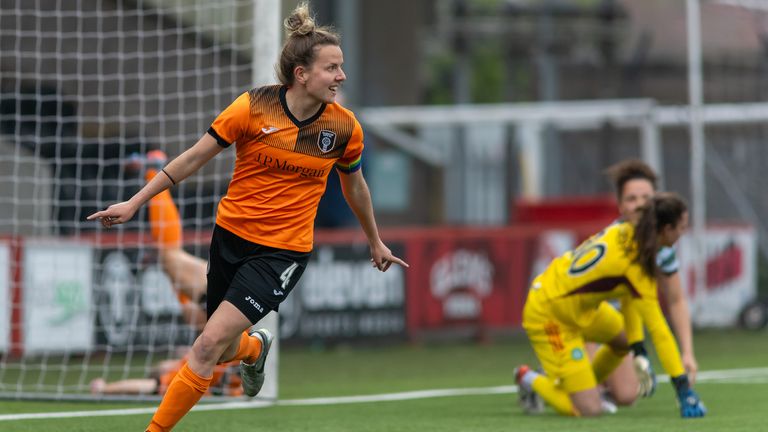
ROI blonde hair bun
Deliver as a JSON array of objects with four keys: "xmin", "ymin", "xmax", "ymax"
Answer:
[{"xmin": 284, "ymin": 3, "xmax": 315, "ymax": 36}]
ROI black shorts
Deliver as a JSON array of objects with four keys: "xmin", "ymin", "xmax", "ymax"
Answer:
[{"xmin": 207, "ymin": 224, "xmax": 310, "ymax": 324}]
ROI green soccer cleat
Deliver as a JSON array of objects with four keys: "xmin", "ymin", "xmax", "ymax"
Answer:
[{"xmin": 240, "ymin": 328, "xmax": 274, "ymax": 397}]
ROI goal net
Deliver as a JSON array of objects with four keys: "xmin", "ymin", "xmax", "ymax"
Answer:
[{"xmin": 0, "ymin": 0, "xmax": 279, "ymax": 401}]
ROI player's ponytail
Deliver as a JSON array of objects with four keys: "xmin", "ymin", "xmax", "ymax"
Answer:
[
  {"xmin": 634, "ymin": 192, "xmax": 688, "ymax": 277},
  {"xmin": 277, "ymin": 2, "xmax": 341, "ymax": 86}
]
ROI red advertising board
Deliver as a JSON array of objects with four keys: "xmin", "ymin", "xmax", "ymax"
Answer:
[{"xmin": 404, "ymin": 231, "xmax": 528, "ymax": 335}]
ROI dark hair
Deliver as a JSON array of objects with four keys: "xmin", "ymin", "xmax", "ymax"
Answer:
[
  {"xmin": 633, "ymin": 192, "xmax": 688, "ymax": 276},
  {"xmin": 605, "ymin": 159, "xmax": 658, "ymax": 200},
  {"xmin": 277, "ymin": 2, "xmax": 341, "ymax": 86}
]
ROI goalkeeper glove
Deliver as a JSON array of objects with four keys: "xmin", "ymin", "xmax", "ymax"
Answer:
[
  {"xmin": 630, "ymin": 342, "xmax": 656, "ymax": 398},
  {"xmin": 672, "ymin": 375, "xmax": 707, "ymax": 418}
]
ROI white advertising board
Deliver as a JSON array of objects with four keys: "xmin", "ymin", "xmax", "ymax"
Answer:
[
  {"xmin": 678, "ymin": 226, "xmax": 757, "ymax": 327},
  {"xmin": 23, "ymin": 242, "xmax": 94, "ymax": 353}
]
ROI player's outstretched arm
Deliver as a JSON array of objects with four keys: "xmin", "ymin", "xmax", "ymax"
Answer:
[
  {"xmin": 659, "ymin": 272, "xmax": 698, "ymax": 384},
  {"xmin": 338, "ymin": 169, "xmax": 408, "ymax": 272},
  {"xmin": 629, "ymin": 296, "xmax": 707, "ymax": 417},
  {"xmin": 87, "ymin": 133, "xmax": 223, "ymax": 228}
]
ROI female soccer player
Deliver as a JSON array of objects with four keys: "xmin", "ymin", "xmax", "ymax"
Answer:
[
  {"xmin": 597, "ymin": 160, "xmax": 698, "ymax": 407},
  {"xmin": 89, "ymin": 3, "xmax": 407, "ymax": 430},
  {"xmin": 515, "ymin": 193, "xmax": 705, "ymax": 417},
  {"xmin": 126, "ymin": 149, "xmax": 209, "ymax": 328}
]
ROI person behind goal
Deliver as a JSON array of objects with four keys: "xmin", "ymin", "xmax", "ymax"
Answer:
[
  {"xmin": 90, "ymin": 352, "xmax": 243, "ymax": 398},
  {"xmin": 91, "ymin": 151, "xmax": 240, "ymax": 397},
  {"xmin": 129, "ymin": 149, "xmax": 208, "ymax": 328}
]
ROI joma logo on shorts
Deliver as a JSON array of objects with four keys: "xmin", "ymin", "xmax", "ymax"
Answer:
[{"xmin": 245, "ymin": 296, "xmax": 264, "ymax": 313}]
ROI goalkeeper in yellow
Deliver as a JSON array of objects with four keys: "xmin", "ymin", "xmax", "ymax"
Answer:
[{"xmin": 515, "ymin": 192, "xmax": 706, "ymax": 417}]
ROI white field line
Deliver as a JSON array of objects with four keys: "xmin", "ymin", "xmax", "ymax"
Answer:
[{"xmin": 1, "ymin": 367, "xmax": 767, "ymax": 422}]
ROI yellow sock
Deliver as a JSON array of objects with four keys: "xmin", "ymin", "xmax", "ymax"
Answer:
[
  {"xmin": 531, "ymin": 375, "xmax": 579, "ymax": 416},
  {"xmin": 146, "ymin": 363, "xmax": 211, "ymax": 432},
  {"xmin": 591, "ymin": 345, "xmax": 627, "ymax": 384}
]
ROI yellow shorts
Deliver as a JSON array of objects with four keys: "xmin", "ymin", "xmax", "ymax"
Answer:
[{"xmin": 522, "ymin": 289, "xmax": 624, "ymax": 393}]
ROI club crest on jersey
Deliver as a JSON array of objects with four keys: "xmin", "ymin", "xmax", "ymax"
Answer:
[
  {"xmin": 571, "ymin": 348, "xmax": 584, "ymax": 361},
  {"xmin": 317, "ymin": 130, "xmax": 337, "ymax": 153}
]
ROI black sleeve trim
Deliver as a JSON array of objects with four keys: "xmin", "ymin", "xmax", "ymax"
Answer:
[{"xmin": 207, "ymin": 126, "xmax": 232, "ymax": 148}]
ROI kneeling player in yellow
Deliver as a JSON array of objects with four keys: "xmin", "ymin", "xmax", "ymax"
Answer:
[{"xmin": 515, "ymin": 193, "xmax": 706, "ymax": 417}]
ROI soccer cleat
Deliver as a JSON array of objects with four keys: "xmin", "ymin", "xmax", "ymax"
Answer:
[
  {"xmin": 514, "ymin": 365, "xmax": 545, "ymax": 414},
  {"xmin": 672, "ymin": 375, "xmax": 707, "ymax": 418},
  {"xmin": 677, "ymin": 388, "xmax": 707, "ymax": 418},
  {"xmin": 240, "ymin": 328, "xmax": 273, "ymax": 397}
]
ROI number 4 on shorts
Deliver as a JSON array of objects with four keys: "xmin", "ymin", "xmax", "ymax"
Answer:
[{"xmin": 280, "ymin": 262, "xmax": 299, "ymax": 290}]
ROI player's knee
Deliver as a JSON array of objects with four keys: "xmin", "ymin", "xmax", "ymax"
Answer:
[
  {"xmin": 579, "ymin": 402, "xmax": 604, "ymax": 417},
  {"xmin": 573, "ymin": 397, "xmax": 603, "ymax": 417},
  {"xmin": 192, "ymin": 332, "xmax": 228, "ymax": 364},
  {"xmin": 607, "ymin": 372, "xmax": 640, "ymax": 406},
  {"xmin": 612, "ymin": 388, "xmax": 638, "ymax": 406}
]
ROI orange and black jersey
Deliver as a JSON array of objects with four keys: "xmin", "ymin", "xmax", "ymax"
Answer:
[{"xmin": 208, "ymin": 85, "xmax": 364, "ymax": 252}]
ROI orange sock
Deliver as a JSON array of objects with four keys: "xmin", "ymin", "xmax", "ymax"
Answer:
[
  {"xmin": 146, "ymin": 169, "xmax": 182, "ymax": 249},
  {"xmin": 227, "ymin": 331, "xmax": 263, "ymax": 364},
  {"xmin": 146, "ymin": 363, "xmax": 212, "ymax": 432}
]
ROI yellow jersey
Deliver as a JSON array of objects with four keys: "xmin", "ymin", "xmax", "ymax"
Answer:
[
  {"xmin": 530, "ymin": 222, "xmax": 685, "ymax": 378},
  {"xmin": 533, "ymin": 222, "xmax": 655, "ymax": 309}
]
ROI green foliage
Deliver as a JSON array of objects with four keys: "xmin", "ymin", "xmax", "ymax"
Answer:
[
  {"xmin": 470, "ymin": 41, "xmax": 506, "ymax": 103},
  {"xmin": 424, "ymin": 51, "xmax": 456, "ymax": 105}
]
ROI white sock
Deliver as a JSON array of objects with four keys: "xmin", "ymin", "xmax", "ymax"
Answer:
[{"xmin": 521, "ymin": 369, "xmax": 539, "ymax": 390}]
